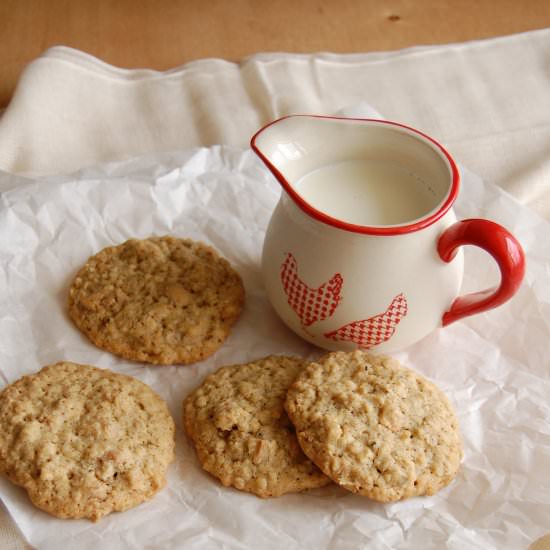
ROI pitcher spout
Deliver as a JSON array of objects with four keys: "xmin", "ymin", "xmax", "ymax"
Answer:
[{"xmin": 251, "ymin": 114, "xmax": 371, "ymax": 190}]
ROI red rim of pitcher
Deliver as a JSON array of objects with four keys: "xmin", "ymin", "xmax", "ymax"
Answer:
[{"xmin": 250, "ymin": 115, "xmax": 460, "ymax": 236}]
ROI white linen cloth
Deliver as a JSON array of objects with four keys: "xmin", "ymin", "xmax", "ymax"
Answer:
[
  {"xmin": 0, "ymin": 30, "xmax": 550, "ymax": 219},
  {"xmin": 0, "ymin": 29, "xmax": 549, "ymax": 550}
]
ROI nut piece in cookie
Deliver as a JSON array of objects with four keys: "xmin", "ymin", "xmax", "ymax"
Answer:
[
  {"xmin": 285, "ymin": 351, "xmax": 463, "ymax": 502},
  {"xmin": 183, "ymin": 355, "xmax": 331, "ymax": 497},
  {"xmin": 68, "ymin": 236, "xmax": 245, "ymax": 365},
  {"xmin": 0, "ymin": 362, "xmax": 175, "ymax": 521}
]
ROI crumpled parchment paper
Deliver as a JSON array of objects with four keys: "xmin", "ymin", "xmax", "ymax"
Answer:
[{"xmin": 0, "ymin": 144, "xmax": 549, "ymax": 550}]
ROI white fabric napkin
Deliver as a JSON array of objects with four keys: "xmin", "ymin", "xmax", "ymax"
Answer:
[{"xmin": 0, "ymin": 30, "xmax": 550, "ymax": 219}]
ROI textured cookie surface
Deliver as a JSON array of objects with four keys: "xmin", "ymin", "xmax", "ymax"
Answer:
[
  {"xmin": 285, "ymin": 351, "xmax": 462, "ymax": 502},
  {"xmin": 183, "ymin": 356, "xmax": 331, "ymax": 497},
  {"xmin": 68, "ymin": 236, "xmax": 244, "ymax": 365},
  {"xmin": 0, "ymin": 362, "xmax": 175, "ymax": 521}
]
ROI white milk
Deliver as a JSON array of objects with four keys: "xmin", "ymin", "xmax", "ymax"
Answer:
[{"xmin": 294, "ymin": 159, "xmax": 438, "ymax": 226}]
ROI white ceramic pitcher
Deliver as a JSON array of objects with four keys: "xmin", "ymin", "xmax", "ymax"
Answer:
[{"xmin": 251, "ymin": 115, "xmax": 525, "ymax": 353}]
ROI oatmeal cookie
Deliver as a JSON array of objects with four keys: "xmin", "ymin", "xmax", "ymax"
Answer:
[
  {"xmin": 68, "ymin": 236, "xmax": 244, "ymax": 365},
  {"xmin": 0, "ymin": 362, "xmax": 175, "ymax": 521},
  {"xmin": 285, "ymin": 351, "xmax": 462, "ymax": 502},
  {"xmin": 183, "ymin": 356, "xmax": 331, "ymax": 497}
]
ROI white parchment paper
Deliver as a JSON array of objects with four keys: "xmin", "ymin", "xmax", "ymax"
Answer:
[{"xmin": 0, "ymin": 145, "xmax": 549, "ymax": 550}]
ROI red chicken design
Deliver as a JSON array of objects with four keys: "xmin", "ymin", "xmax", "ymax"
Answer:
[
  {"xmin": 324, "ymin": 293, "xmax": 408, "ymax": 349},
  {"xmin": 281, "ymin": 253, "xmax": 343, "ymax": 327}
]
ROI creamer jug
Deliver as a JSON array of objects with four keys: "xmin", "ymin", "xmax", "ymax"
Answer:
[{"xmin": 252, "ymin": 115, "xmax": 525, "ymax": 352}]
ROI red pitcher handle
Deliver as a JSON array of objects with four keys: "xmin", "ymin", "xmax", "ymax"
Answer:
[{"xmin": 437, "ymin": 219, "xmax": 525, "ymax": 326}]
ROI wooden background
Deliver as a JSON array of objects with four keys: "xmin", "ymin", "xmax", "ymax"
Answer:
[{"xmin": 1, "ymin": 0, "xmax": 549, "ymax": 107}]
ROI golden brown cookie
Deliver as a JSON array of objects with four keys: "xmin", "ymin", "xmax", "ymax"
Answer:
[
  {"xmin": 68, "ymin": 236, "xmax": 244, "ymax": 365},
  {"xmin": 183, "ymin": 356, "xmax": 331, "ymax": 497},
  {"xmin": 0, "ymin": 362, "xmax": 175, "ymax": 521},
  {"xmin": 285, "ymin": 351, "xmax": 462, "ymax": 502}
]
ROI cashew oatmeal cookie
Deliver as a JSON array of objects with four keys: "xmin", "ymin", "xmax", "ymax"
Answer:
[
  {"xmin": 183, "ymin": 356, "xmax": 331, "ymax": 497},
  {"xmin": 0, "ymin": 361, "xmax": 175, "ymax": 521},
  {"xmin": 68, "ymin": 236, "xmax": 244, "ymax": 365},
  {"xmin": 285, "ymin": 351, "xmax": 462, "ymax": 502}
]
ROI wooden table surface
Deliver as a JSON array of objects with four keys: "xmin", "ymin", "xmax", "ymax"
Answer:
[{"xmin": 1, "ymin": 0, "xmax": 549, "ymax": 108}]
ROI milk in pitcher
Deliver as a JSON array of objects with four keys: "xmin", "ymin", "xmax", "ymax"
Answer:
[{"xmin": 294, "ymin": 159, "xmax": 438, "ymax": 227}]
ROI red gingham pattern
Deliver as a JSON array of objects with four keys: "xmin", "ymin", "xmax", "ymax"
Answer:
[
  {"xmin": 324, "ymin": 293, "xmax": 408, "ymax": 348},
  {"xmin": 280, "ymin": 253, "xmax": 343, "ymax": 327}
]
